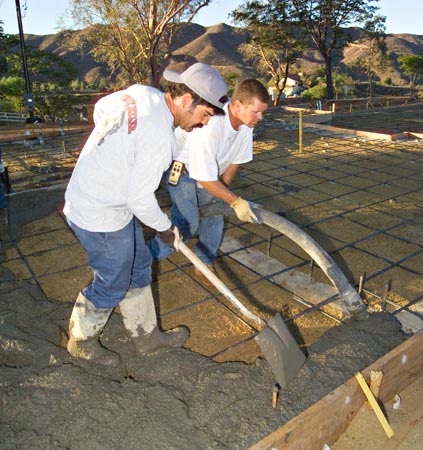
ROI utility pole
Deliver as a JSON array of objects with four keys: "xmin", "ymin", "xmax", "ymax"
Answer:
[{"xmin": 15, "ymin": 0, "xmax": 34, "ymax": 117}]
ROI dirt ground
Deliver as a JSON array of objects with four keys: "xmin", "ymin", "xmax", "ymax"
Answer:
[{"xmin": 1, "ymin": 105, "xmax": 423, "ymax": 449}]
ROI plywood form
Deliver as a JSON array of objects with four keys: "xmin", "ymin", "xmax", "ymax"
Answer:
[{"xmin": 250, "ymin": 329, "xmax": 423, "ymax": 450}]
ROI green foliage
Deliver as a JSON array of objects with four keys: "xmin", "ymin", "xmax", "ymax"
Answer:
[
  {"xmin": 347, "ymin": 57, "xmax": 367, "ymax": 82},
  {"xmin": 357, "ymin": 14, "xmax": 387, "ymax": 97},
  {"xmin": 2, "ymin": 42, "xmax": 86, "ymax": 119},
  {"xmin": 232, "ymin": 1, "xmax": 306, "ymax": 105},
  {"xmin": 0, "ymin": 77, "xmax": 25, "ymax": 98},
  {"xmin": 383, "ymin": 77, "xmax": 392, "ymax": 85},
  {"xmin": 0, "ymin": 77, "xmax": 25, "ymax": 111},
  {"xmin": 301, "ymin": 83, "xmax": 327, "ymax": 100},
  {"xmin": 233, "ymin": 1, "xmax": 381, "ymax": 100},
  {"xmin": 223, "ymin": 73, "xmax": 240, "ymax": 96},
  {"xmin": 67, "ymin": 0, "xmax": 212, "ymax": 87},
  {"xmin": 33, "ymin": 84, "xmax": 90, "ymax": 121},
  {"xmin": 310, "ymin": 66, "xmax": 327, "ymax": 81},
  {"xmin": 0, "ymin": 96, "xmax": 22, "ymax": 111},
  {"xmin": 97, "ymin": 77, "xmax": 110, "ymax": 92},
  {"xmin": 6, "ymin": 46, "xmax": 77, "ymax": 84},
  {"xmin": 0, "ymin": 20, "xmax": 19, "ymax": 73},
  {"xmin": 397, "ymin": 54, "xmax": 423, "ymax": 94},
  {"xmin": 69, "ymin": 79, "xmax": 87, "ymax": 91},
  {"xmin": 397, "ymin": 55, "xmax": 423, "ymax": 75},
  {"xmin": 332, "ymin": 71, "xmax": 355, "ymax": 98}
]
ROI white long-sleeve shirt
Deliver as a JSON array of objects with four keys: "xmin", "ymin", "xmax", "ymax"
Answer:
[{"xmin": 64, "ymin": 85, "xmax": 173, "ymax": 233}]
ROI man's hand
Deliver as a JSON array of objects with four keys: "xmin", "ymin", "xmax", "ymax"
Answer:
[
  {"xmin": 159, "ymin": 226, "xmax": 180, "ymax": 250},
  {"xmin": 230, "ymin": 197, "xmax": 258, "ymax": 223}
]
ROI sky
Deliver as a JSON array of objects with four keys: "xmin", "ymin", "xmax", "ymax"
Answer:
[{"xmin": 1, "ymin": 0, "xmax": 422, "ymax": 36}]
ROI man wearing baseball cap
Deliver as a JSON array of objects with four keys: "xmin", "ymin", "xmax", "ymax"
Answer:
[
  {"xmin": 64, "ymin": 62, "xmax": 228, "ymax": 366},
  {"xmin": 149, "ymin": 79, "xmax": 269, "ymax": 287}
]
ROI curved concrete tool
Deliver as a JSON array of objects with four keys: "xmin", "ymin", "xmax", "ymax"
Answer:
[
  {"xmin": 178, "ymin": 240, "xmax": 306, "ymax": 389},
  {"xmin": 200, "ymin": 203, "xmax": 365, "ymax": 316}
]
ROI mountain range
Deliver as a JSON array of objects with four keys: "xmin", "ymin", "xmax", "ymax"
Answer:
[{"xmin": 19, "ymin": 22, "xmax": 423, "ymax": 87}]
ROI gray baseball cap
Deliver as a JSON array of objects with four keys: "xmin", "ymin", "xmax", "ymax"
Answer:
[{"xmin": 163, "ymin": 62, "xmax": 227, "ymax": 109}]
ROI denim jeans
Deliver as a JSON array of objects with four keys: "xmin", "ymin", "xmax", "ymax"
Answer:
[
  {"xmin": 0, "ymin": 183, "xmax": 7, "ymax": 208},
  {"xmin": 69, "ymin": 218, "xmax": 152, "ymax": 308},
  {"xmin": 169, "ymin": 172, "xmax": 224, "ymax": 265}
]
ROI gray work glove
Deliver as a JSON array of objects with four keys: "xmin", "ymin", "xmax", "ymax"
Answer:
[
  {"xmin": 159, "ymin": 225, "xmax": 180, "ymax": 251},
  {"xmin": 230, "ymin": 197, "xmax": 258, "ymax": 223}
]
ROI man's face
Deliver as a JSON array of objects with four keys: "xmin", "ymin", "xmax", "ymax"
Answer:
[
  {"xmin": 179, "ymin": 103, "xmax": 215, "ymax": 132},
  {"xmin": 236, "ymin": 98, "xmax": 268, "ymax": 128}
]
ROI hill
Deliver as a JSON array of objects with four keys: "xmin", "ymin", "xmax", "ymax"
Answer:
[{"xmin": 18, "ymin": 24, "xmax": 423, "ymax": 87}]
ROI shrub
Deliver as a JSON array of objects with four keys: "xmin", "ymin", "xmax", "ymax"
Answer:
[{"xmin": 301, "ymin": 84, "xmax": 327, "ymax": 100}]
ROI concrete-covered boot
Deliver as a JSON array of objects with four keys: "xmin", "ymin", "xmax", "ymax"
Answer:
[
  {"xmin": 67, "ymin": 292, "xmax": 121, "ymax": 366},
  {"xmin": 119, "ymin": 285, "xmax": 189, "ymax": 355}
]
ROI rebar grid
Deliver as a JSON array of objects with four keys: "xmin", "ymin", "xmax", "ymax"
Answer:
[{"xmin": 1, "ymin": 109, "xmax": 422, "ymax": 342}]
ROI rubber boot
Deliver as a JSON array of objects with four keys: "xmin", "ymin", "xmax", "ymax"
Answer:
[
  {"xmin": 119, "ymin": 285, "xmax": 189, "ymax": 355},
  {"xmin": 67, "ymin": 292, "xmax": 121, "ymax": 366}
]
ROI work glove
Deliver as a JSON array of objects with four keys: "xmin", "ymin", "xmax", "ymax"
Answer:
[
  {"xmin": 230, "ymin": 196, "xmax": 258, "ymax": 223},
  {"xmin": 158, "ymin": 225, "xmax": 181, "ymax": 251}
]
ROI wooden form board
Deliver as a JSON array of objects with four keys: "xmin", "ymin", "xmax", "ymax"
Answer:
[
  {"xmin": 301, "ymin": 121, "xmax": 403, "ymax": 141},
  {"xmin": 249, "ymin": 329, "xmax": 423, "ymax": 450}
]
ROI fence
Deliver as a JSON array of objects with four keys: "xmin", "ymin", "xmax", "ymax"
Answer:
[{"xmin": 0, "ymin": 112, "xmax": 27, "ymax": 123}]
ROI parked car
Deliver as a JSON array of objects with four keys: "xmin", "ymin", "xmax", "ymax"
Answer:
[{"xmin": 26, "ymin": 116, "xmax": 45, "ymax": 124}]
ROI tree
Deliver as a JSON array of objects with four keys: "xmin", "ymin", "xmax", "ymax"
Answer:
[
  {"xmin": 5, "ymin": 45, "xmax": 84, "ymax": 119},
  {"xmin": 357, "ymin": 14, "xmax": 387, "ymax": 98},
  {"xmin": 2, "ymin": 18, "xmax": 89, "ymax": 119},
  {"xmin": 7, "ymin": 47, "xmax": 78, "ymax": 86},
  {"xmin": 234, "ymin": 1, "xmax": 380, "ymax": 100},
  {"xmin": 0, "ymin": 20, "xmax": 19, "ymax": 74},
  {"xmin": 289, "ymin": 0, "xmax": 380, "ymax": 100},
  {"xmin": 67, "ymin": 0, "xmax": 212, "ymax": 88},
  {"xmin": 332, "ymin": 70, "xmax": 354, "ymax": 99},
  {"xmin": 397, "ymin": 55, "xmax": 423, "ymax": 96},
  {"xmin": 32, "ymin": 84, "xmax": 90, "ymax": 122},
  {"xmin": 0, "ymin": 21, "xmax": 6, "ymax": 73},
  {"xmin": 232, "ymin": 2, "xmax": 305, "ymax": 106},
  {"xmin": 0, "ymin": 76, "xmax": 25, "ymax": 111}
]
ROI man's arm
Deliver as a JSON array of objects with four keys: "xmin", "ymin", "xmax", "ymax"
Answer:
[
  {"xmin": 197, "ymin": 179, "xmax": 238, "ymax": 205},
  {"xmin": 197, "ymin": 164, "xmax": 258, "ymax": 223},
  {"xmin": 197, "ymin": 163, "xmax": 239, "ymax": 205},
  {"xmin": 220, "ymin": 164, "xmax": 239, "ymax": 188}
]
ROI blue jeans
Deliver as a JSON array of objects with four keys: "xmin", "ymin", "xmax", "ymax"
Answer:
[
  {"xmin": 0, "ymin": 183, "xmax": 8, "ymax": 208},
  {"xmin": 169, "ymin": 172, "xmax": 224, "ymax": 265},
  {"xmin": 69, "ymin": 218, "xmax": 152, "ymax": 309}
]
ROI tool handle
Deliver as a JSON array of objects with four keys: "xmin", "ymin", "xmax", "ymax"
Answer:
[{"xmin": 178, "ymin": 241, "xmax": 265, "ymax": 328}]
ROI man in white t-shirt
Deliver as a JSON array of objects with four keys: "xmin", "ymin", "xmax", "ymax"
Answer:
[
  {"xmin": 63, "ymin": 63, "xmax": 228, "ymax": 365},
  {"xmin": 149, "ymin": 79, "xmax": 269, "ymax": 286}
]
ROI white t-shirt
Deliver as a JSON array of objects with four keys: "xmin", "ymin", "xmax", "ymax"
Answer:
[
  {"xmin": 64, "ymin": 85, "xmax": 173, "ymax": 233},
  {"xmin": 174, "ymin": 102, "xmax": 253, "ymax": 181}
]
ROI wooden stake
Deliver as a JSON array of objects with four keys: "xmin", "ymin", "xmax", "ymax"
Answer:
[
  {"xmin": 308, "ymin": 259, "xmax": 314, "ymax": 283},
  {"xmin": 272, "ymin": 384, "xmax": 279, "ymax": 409},
  {"xmin": 298, "ymin": 110, "xmax": 303, "ymax": 153},
  {"xmin": 368, "ymin": 370, "xmax": 383, "ymax": 408},
  {"xmin": 355, "ymin": 372, "xmax": 394, "ymax": 439},
  {"xmin": 358, "ymin": 273, "xmax": 365, "ymax": 295},
  {"xmin": 267, "ymin": 230, "xmax": 273, "ymax": 257},
  {"xmin": 251, "ymin": 331, "xmax": 422, "ymax": 450},
  {"xmin": 382, "ymin": 281, "xmax": 390, "ymax": 311}
]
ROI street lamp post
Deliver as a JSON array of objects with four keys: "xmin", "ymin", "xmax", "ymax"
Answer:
[{"xmin": 15, "ymin": 0, "xmax": 34, "ymax": 117}]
